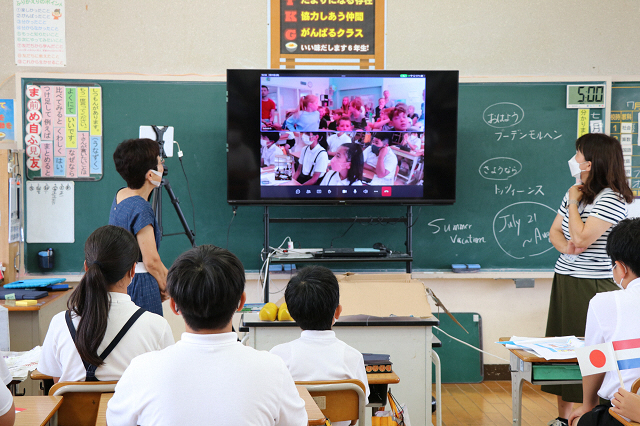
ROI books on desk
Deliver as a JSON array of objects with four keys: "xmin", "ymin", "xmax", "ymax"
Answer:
[{"xmin": 364, "ymin": 353, "xmax": 393, "ymax": 373}]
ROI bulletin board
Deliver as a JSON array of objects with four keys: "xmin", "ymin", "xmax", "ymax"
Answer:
[
  {"xmin": 23, "ymin": 82, "xmax": 103, "ymax": 181},
  {"xmin": 270, "ymin": 0, "xmax": 386, "ymax": 69}
]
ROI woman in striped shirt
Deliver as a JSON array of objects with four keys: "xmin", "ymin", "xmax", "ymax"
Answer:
[{"xmin": 544, "ymin": 133, "xmax": 634, "ymax": 426}]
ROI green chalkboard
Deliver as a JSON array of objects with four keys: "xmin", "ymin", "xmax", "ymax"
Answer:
[
  {"xmin": 432, "ymin": 312, "xmax": 482, "ymax": 383},
  {"xmin": 22, "ymin": 78, "xmax": 604, "ymax": 273},
  {"xmin": 609, "ymin": 82, "xmax": 640, "ymax": 196}
]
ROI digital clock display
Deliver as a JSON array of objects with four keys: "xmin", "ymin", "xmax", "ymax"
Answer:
[{"xmin": 566, "ymin": 84, "xmax": 605, "ymax": 109}]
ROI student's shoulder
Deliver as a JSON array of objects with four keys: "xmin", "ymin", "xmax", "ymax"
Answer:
[
  {"xmin": 269, "ymin": 340, "xmax": 295, "ymax": 358},
  {"xmin": 589, "ymin": 289, "xmax": 619, "ymax": 312},
  {"xmin": 139, "ymin": 310, "xmax": 172, "ymax": 329}
]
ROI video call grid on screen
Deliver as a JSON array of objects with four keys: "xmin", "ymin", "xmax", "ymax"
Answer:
[{"xmin": 259, "ymin": 73, "xmax": 428, "ymax": 195}]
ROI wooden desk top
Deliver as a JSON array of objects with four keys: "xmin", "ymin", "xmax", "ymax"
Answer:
[
  {"xmin": 14, "ymin": 396, "xmax": 63, "ymax": 426},
  {"xmin": 95, "ymin": 386, "xmax": 324, "ymax": 425},
  {"xmin": 500, "ymin": 337, "xmax": 577, "ymax": 363},
  {"xmin": 0, "ymin": 288, "xmax": 73, "ymax": 312},
  {"xmin": 367, "ymin": 371, "xmax": 400, "ymax": 385},
  {"xmin": 297, "ymin": 385, "xmax": 326, "ymax": 426}
]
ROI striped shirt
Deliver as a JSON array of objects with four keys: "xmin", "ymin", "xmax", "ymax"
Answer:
[{"xmin": 554, "ymin": 187, "xmax": 628, "ymax": 278}]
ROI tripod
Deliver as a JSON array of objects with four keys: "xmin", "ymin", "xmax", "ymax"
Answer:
[{"xmin": 149, "ymin": 126, "xmax": 196, "ymax": 247}]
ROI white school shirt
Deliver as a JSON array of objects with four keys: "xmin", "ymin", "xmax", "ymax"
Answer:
[
  {"xmin": 320, "ymin": 170, "xmax": 362, "ymax": 186},
  {"xmin": 585, "ymin": 278, "xmax": 640, "ymax": 400},
  {"xmin": 38, "ymin": 292, "xmax": 174, "ymax": 381},
  {"xmin": 0, "ymin": 358, "xmax": 12, "ymax": 417},
  {"xmin": 299, "ymin": 144, "xmax": 329, "ymax": 177},
  {"xmin": 270, "ymin": 330, "xmax": 369, "ymax": 426},
  {"xmin": 262, "ymin": 144, "xmax": 284, "ymax": 167},
  {"xmin": 554, "ymin": 188, "xmax": 628, "ymax": 278},
  {"xmin": 363, "ymin": 146, "xmax": 397, "ymax": 185},
  {"xmin": 327, "ymin": 133, "xmax": 352, "ymax": 153},
  {"xmin": 107, "ymin": 332, "xmax": 307, "ymax": 426}
]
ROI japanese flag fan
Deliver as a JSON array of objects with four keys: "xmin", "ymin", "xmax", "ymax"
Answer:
[{"xmin": 575, "ymin": 338, "xmax": 640, "ymax": 388}]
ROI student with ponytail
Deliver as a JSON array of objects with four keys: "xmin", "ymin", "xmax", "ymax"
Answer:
[{"xmin": 38, "ymin": 225, "xmax": 174, "ymax": 382}]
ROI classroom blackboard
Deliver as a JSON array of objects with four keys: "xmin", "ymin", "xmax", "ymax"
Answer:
[
  {"xmin": 22, "ymin": 78, "xmax": 603, "ymax": 273},
  {"xmin": 610, "ymin": 82, "xmax": 640, "ymax": 196}
]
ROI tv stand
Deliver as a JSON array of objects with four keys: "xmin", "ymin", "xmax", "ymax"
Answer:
[{"xmin": 262, "ymin": 206, "xmax": 414, "ymax": 302}]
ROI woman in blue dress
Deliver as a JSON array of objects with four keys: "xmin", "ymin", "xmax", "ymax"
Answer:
[{"xmin": 109, "ymin": 139, "xmax": 167, "ymax": 316}]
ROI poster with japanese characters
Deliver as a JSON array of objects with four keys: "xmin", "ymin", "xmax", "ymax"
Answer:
[
  {"xmin": 0, "ymin": 100, "xmax": 15, "ymax": 143},
  {"xmin": 14, "ymin": 0, "xmax": 66, "ymax": 67},
  {"xmin": 24, "ymin": 83, "xmax": 102, "ymax": 181},
  {"xmin": 610, "ymin": 83, "xmax": 639, "ymax": 197},
  {"xmin": 26, "ymin": 180, "xmax": 74, "ymax": 243},
  {"xmin": 270, "ymin": 0, "xmax": 385, "ymax": 69}
]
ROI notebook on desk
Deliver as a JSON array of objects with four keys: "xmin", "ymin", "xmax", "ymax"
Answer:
[{"xmin": 314, "ymin": 248, "xmax": 388, "ymax": 258}]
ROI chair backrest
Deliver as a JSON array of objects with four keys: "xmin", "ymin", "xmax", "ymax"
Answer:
[
  {"xmin": 49, "ymin": 381, "xmax": 118, "ymax": 426},
  {"xmin": 296, "ymin": 379, "xmax": 366, "ymax": 424},
  {"xmin": 632, "ymin": 377, "xmax": 640, "ymax": 394}
]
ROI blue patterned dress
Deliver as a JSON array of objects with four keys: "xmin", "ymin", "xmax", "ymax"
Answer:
[{"xmin": 109, "ymin": 191, "xmax": 163, "ymax": 316}]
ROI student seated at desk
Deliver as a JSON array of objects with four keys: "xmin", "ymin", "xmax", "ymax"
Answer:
[
  {"xmin": 293, "ymin": 132, "xmax": 329, "ymax": 185},
  {"xmin": 363, "ymin": 132, "xmax": 398, "ymax": 186},
  {"xmin": 107, "ymin": 245, "xmax": 307, "ymax": 426},
  {"xmin": 320, "ymin": 143, "xmax": 364, "ymax": 187},
  {"xmin": 270, "ymin": 265, "xmax": 369, "ymax": 426},
  {"xmin": 261, "ymin": 132, "xmax": 284, "ymax": 167},
  {"xmin": 569, "ymin": 218, "xmax": 640, "ymax": 426},
  {"xmin": 0, "ymin": 357, "xmax": 14, "ymax": 426},
  {"xmin": 611, "ymin": 386, "xmax": 640, "ymax": 423},
  {"xmin": 38, "ymin": 226, "xmax": 174, "ymax": 382}
]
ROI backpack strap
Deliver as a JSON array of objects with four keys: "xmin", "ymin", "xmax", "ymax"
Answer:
[{"xmin": 65, "ymin": 307, "xmax": 146, "ymax": 381}]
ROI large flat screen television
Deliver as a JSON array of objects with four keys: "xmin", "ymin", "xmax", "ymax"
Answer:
[{"xmin": 227, "ymin": 69, "xmax": 458, "ymax": 205}]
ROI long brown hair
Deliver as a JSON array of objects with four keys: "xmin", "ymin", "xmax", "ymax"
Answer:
[
  {"xmin": 67, "ymin": 225, "xmax": 140, "ymax": 366},
  {"xmin": 576, "ymin": 133, "xmax": 633, "ymax": 205}
]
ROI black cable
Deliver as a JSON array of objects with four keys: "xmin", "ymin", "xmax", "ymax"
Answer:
[
  {"xmin": 178, "ymin": 155, "xmax": 197, "ymax": 244},
  {"xmin": 407, "ymin": 207, "xmax": 423, "ymax": 229},
  {"xmin": 329, "ymin": 216, "xmax": 358, "ymax": 248},
  {"xmin": 226, "ymin": 206, "xmax": 238, "ymax": 249}
]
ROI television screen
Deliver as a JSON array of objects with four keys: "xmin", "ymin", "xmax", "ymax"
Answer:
[{"xmin": 227, "ymin": 69, "xmax": 458, "ymax": 205}]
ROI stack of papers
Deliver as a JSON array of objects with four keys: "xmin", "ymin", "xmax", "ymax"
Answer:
[
  {"xmin": 1, "ymin": 346, "xmax": 41, "ymax": 381},
  {"xmin": 497, "ymin": 336, "xmax": 584, "ymax": 360}
]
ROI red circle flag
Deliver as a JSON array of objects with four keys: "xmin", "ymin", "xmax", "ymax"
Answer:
[{"xmin": 590, "ymin": 349, "xmax": 607, "ymax": 368}]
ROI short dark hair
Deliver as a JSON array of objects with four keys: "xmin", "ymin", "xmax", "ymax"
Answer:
[
  {"xmin": 284, "ymin": 265, "xmax": 339, "ymax": 330},
  {"xmin": 167, "ymin": 245, "xmax": 245, "ymax": 331},
  {"xmin": 373, "ymin": 132, "xmax": 393, "ymax": 145},
  {"xmin": 260, "ymin": 132, "xmax": 280, "ymax": 144},
  {"xmin": 113, "ymin": 139, "xmax": 160, "ymax": 189},
  {"xmin": 607, "ymin": 218, "xmax": 640, "ymax": 276},
  {"xmin": 261, "ymin": 85, "xmax": 268, "ymax": 90}
]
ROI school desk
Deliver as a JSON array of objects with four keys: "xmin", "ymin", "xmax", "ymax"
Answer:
[
  {"xmin": 389, "ymin": 146, "xmax": 423, "ymax": 183},
  {"xmin": 242, "ymin": 313, "xmax": 439, "ymax": 426},
  {"xmin": 500, "ymin": 337, "xmax": 581, "ymax": 426},
  {"xmin": 94, "ymin": 386, "xmax": 325, "ymax": 426},
  {"xmin": 14, "ymin": 395, "xmax": 63, "ymax": 426},
  {"xmin": 1, "ymin": 288, "xmax": 75, "ymax": 395}
]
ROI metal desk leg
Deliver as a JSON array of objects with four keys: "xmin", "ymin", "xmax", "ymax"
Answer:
[
  {"xmin": 432, "ymin": 350, "xmax": 442, "ymax": 426},
  {"xmin": 509, "ymin": 352, "xmax": 531, "ymax": 426}
]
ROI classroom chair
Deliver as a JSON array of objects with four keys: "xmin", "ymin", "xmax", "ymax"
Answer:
[
  {"xmin": 49, "ymin": 381, "xmax": 117, "ymax": 426},
  {"xmin": 30, "ymin": 369, "xmax": 54, "ymax": 395},
  {"xmin": 296, "ymin": 379, "xmax": 366, "ymax": 425},
  {"xmin": 609, "ymin": 377, "xmax": 640, "ymax": 426}
]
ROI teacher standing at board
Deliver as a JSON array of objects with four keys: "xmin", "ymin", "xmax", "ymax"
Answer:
[
  {"xmin": 109, "ymin": 139, "xmax": 169, "ymax": 316},
  {"xmin": 544, "ymin": 133, "xmax": 633, "ymax": 426}
]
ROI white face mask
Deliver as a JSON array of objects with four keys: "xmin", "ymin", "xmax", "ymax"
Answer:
[
  {"xmin": 260, "ymin": 138, "xmax": 268, "ymax": 148},
  {"xmin": 613, "ymin": 263, "xmax": 627, "ymax": 289},
  {"xmin": 568, "ymin": 155, "xmax": 587, "ymax": 184},
  {"xmin": 148, "ymin": 169, "xmax": 162, "ymax": 187},
  {"xmin": 301, "ymin": 134, "xmax": 312, "ymax": 145}
]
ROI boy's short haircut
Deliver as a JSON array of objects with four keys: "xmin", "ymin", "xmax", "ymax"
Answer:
[
  {"xmin": 607, "ymin": 218, "xmax": 640, "ymax": 276},
  {"xmin": 260, "ymin": 132, "xmax": 280, "ymax": 143},
  {"xmin": 337, "ymin": 116, "xmax": 352, "ymax": 126},
  {"xmin": 167, "ymin": 245, "xmax": 245, "ymax": 331},
  {"xmin": 350, "ymin": 98, "xmax": 362, "ymax": 110},
  {"xmin": 373, "ymin": 132, "xmax": 393, "ymax": 145},
  {"xmin": 284, "ymin": 265, "xmax": 339, "ymax": 330},
  {"xmin": 387, "ymin": 105, "xmax": 407, "ymax": 120}
]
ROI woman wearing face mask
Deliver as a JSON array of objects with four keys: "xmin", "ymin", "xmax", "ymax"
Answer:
[
  {"xmin": 293, "ymin": 132, "xmax": 328, "ymax": 185},
  {"xmin": 544, "ymin": 133, "xmax": 633, "ymax": 426},
  {"xmin": 109, "ymin": 139, "xmax": 169, "ymax": 316},
  {"xmin": 320, "ymin": 143, "xmax": 364, "ymax": 186}
]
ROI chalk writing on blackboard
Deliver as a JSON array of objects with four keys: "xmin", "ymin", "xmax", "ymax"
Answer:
[
  {"xmin": 427, "ymin": 219, "xmax": 487, "ymax": 245},
  {"xmin": 494, "ymin": 184, "xmax": 544, "ymax": 197},
  {"xmin": 483, "ymin": 102, "xmax": 524, "ymax": 128},
  {"xmin": 494, "ymin": 129, "xmax": 562, "ymax": 141},
  {"xmin": 492, "ymin": 201, "xmax": 556, "ymax": 259},
  {"xmin": 479, "ymin": 157, "xmax": 522, "ymax": 180}
]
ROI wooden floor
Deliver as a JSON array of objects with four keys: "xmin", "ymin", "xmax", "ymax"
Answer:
[{"xmin": 432, "ymin": 381, "xmax": 579, "ymax": 426}]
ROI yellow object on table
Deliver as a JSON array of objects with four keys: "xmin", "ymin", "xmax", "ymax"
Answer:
[{"xmin": 15, "ymin": 300, "xmax": 37, "ymax": 307}]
